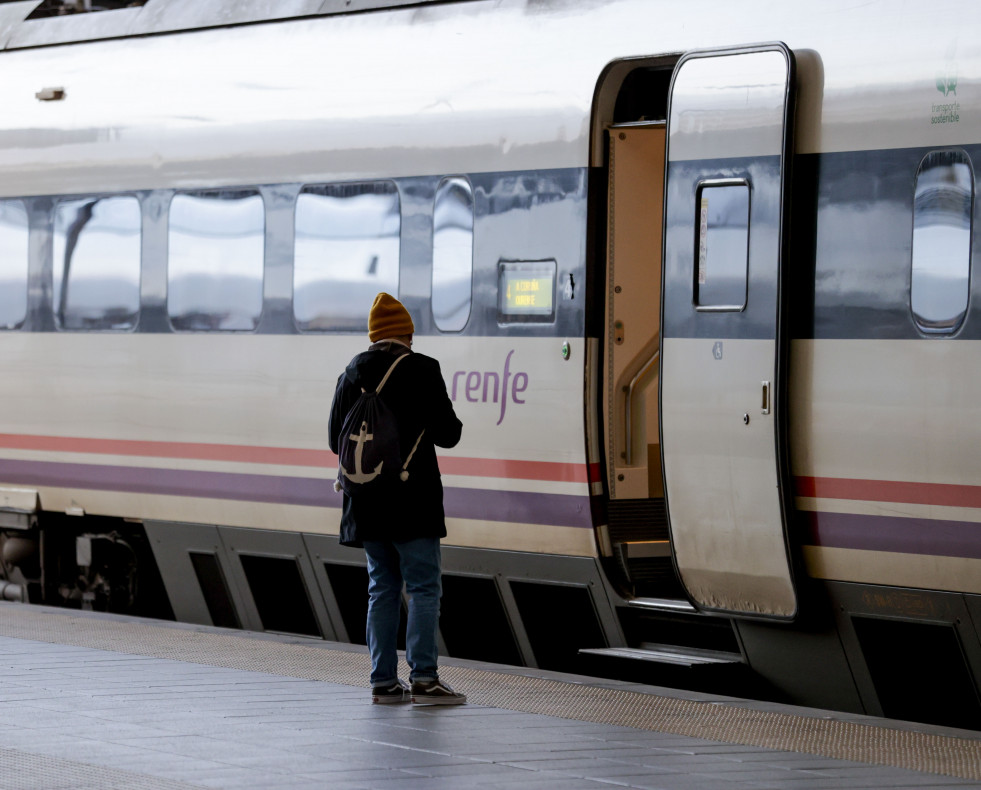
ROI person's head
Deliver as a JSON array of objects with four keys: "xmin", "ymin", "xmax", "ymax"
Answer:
[{"xmin": 368, "ymin": 292, "xmax": 414, "ymax": 344}]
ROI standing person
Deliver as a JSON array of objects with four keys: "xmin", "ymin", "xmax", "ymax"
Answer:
[{"xmin": 328, "ymin": 292, "xmax": 466, "ymax": 705}]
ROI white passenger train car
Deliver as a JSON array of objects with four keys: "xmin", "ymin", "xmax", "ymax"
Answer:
[{"xmin": 0, "ymin": 0, "xmax": 979, "ymax": 728}]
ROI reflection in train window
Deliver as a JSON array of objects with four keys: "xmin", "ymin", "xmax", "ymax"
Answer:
[
  {"xmin": 432, "ymin": 177, "xmax": 474, "ymax": 332},
  {"xmin": 293, "ymin": 182, "xmax": 400, "ymax": 332},
  {"xmin": 168, "ymin": 190, "xmax": 265, "ymax": 331},
  {"xmin": 53, "ymin": 196, "xmax": 141, "ymax": 330},
  {"xmin": 0, "ymin": 200, "xmax": 29, "ymax": 330},
  {"xmin": 911, "ymin": 149, "xmax": 974, "ymax": 335},
  {"xmin": 694, "ymin": 182, "xmax": 750, "ymax": 310}
]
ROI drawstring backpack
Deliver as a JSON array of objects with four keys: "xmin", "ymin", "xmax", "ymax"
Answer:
[{"xmin": 333, "ymin": 352, "xmax": 425, "ymax": 496}]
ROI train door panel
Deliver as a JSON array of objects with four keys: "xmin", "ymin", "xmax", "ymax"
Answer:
[{"xmin": 660, "ymin": 45, "xmax": 797, "ymax": 618}]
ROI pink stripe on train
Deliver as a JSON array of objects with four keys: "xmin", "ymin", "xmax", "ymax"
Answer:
[
  {"xmin": 795, "ymin": 476, "xmax": 981, "ymax": 509},
  {"xmin": 0, "ymin": 433, "xmax": 595, "ymax": 484}
]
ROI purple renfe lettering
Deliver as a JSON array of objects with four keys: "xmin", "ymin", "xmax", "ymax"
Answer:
[
  {"xmin": 497, "ymin": 350, "xmax": 515, "ymax": 426},
  {"xmin": 511, "ymin": 372, "xmax": 528, "ymax": 404},
  {"xmin": 482, "ymin": 372, "xmax": 500, "ymax": 403},
  {"xmin": 465, "ymin": 371, "xmax": 481, "ymax": 402}
]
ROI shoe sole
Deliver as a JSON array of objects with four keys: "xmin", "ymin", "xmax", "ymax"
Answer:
[
  {"xmin": 410, "ymin": 696, "xmax": 466, "ymax": 706},
  {"xmin": 372, "ymin": 694, "xmax": 408, "ymax": 704}
]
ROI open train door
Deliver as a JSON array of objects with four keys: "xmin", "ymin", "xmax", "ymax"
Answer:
[{"xmin": 660, "ymin": 44, "xmax": 798, "ymax": 619}]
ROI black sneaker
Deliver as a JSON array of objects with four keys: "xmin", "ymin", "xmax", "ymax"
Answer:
[
  {"xmin": 410, "ymin": 678, "xmax": 466, "ymax": 706},
  {"xmin": 371, "ymin": 678, "xmax": 409, "ymax": 704}
]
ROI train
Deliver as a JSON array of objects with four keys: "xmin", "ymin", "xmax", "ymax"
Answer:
[{"xmin": 0, "ymin": 0, "xmax": 979, "ymax": 731}]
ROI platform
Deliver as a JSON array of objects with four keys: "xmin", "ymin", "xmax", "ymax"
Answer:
[{"xmin": 0, "ymin": 603, "xmax": 979, "ymax": 790}]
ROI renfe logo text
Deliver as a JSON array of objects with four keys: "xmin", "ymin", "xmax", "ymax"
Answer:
[{"xmin": 451, "ymin": 350, "xmax": 528, "ymax": 425}]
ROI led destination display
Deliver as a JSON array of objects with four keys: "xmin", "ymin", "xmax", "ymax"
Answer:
[{"xmin": 498, "ymin": 260, "xmax": 556, "ymax": 321}]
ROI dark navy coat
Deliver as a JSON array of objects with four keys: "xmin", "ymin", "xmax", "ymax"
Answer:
[{"xmin": 328, "ymin": 341, "xmax": 462, "ymax": 547}]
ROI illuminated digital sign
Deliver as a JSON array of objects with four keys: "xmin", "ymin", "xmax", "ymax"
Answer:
[
  {"xmin": 504, "ymin": 276, "xmax": 551, "ymax": 311},
  {"xmin": 498, "ymin": 260, "xmax": 556, "ymax": 322}
]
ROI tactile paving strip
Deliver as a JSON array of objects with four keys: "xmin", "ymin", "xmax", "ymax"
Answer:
[
  {"xmin": 1, "ymin": 603, "xmax": 979, "ymax": 780},
  {"xmin": 0, "ymin": 746, "xmax": 203, "ymax": 790}
]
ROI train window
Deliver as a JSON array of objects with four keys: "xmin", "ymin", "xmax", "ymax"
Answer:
[
  {"xmin": 293, "ymin": 182, "xmax": 400, "ymax": 332},
  {"xmin": 432, "ymin": 177, "xmax": 474, "ymax": 332},
  {"xmin": 694, "ymin": 181, "xmax": 750, "ymax": 310},
  {"xmin": 911, "ymin": 149, "xmax": 974, "ymax": 334},
  {"xmin": 53, "ymin": 196, "xmax": 141, "ymax": 331},
  {"xmin": 168, "ymin": 190, "xmax": 264, "ymax": 332},
  {"xmin": 0, "ymin": 200, "xmax": 29, "ymax": 330}
]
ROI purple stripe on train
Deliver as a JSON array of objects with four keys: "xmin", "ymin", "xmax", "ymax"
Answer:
[
  {"xmin": 802, "ymin": 510, "xmax": 981, "ymax": 560},
  {"xmin": 0, "ymin": 458, "xmax": 335, "ymax": 508},
  {"xmin": 0, "ymin": 459, "xmax": 593, "ymax": 529},
  {"xmin": 442, "ymin": 486, "xmax": 592, "ymax": 528}
]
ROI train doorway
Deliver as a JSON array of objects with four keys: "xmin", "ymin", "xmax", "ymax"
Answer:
[
  {"xmin": 592, "ymin": 49, "xmax": 799, "ymax": 622},
  {"xmin": 594, "ymin": 60, "xmax": 688, "ymax": 604},
  {"xmin": 602, "ymin": 121, "xmax": 679, "ymax": 598}
]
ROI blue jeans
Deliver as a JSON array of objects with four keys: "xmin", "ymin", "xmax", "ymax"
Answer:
[{"xmin": 363, "ymin": 537, "xmax": 441, "ymax": 686}]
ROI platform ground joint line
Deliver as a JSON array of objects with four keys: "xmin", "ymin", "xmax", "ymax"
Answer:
[{"xmin": 0, "ymin": 603, "xmax": 978, "ymax": 781}]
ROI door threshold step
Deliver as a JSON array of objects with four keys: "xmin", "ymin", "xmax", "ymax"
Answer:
[
  {"xmin": 617, "ymin": 540, "xmax": 672, "ymax": 559},
  {"xmin": 626, "ymin": 596, "xmax": 697, "ymax": 613},
  {"xmin": 579, "ymin": 645, "xmax": 743, "ymax": 668}
]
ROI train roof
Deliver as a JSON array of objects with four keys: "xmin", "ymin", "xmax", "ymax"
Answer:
[
  {"xmin": 0, "ymin": 0, "xmax": 977, "ymax": 196},
  {"xmin": 0, "ymin": 0, "xmax": 477, "ymax": 50}
]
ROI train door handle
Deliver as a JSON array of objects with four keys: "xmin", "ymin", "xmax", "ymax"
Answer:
[
  {"xmin": 623, "ymin": 349, "xmax": 659, "ymax": 465},
  {"xmin": 761, "ymin": 381, "xmax": 771, "ymax": 415}
]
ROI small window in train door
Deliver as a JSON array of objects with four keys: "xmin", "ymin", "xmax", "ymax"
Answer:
[
  {"xmin": 911, "ymin": 149, "xmax": 974, "ymax": 335},
  {"xmin": 693, "ymin": 180, "xmax": 750, "ymax": 311}
]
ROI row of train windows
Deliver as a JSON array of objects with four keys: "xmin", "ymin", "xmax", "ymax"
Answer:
[
  {"xmin": 0, "ymin": 179, "xmax": 474, "ymax": 333},
  {"xmin": 695, "ymin": 149, "xmax": 975, "ymax": 335}
]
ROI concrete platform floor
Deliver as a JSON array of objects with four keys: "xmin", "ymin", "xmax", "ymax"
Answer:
[{"xmin": 0, "ymin": 603, "xmax": 979, "ymax": 790}]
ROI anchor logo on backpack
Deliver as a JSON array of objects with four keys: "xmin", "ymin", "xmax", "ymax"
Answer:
[
  {"xmin": 334, "ymin": 352, "xmax": 426, "ymax": 496},
  {"xmin": 340, "ymin": 421, "xmax": 384, "ymax": 484}
]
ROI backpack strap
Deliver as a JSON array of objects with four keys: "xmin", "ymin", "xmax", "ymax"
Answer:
[
  {"xmin": 374, "ymin": 351, "xmax": 425, "ymax": 483},
  {"xmin": 399, "ymin": 429, "xmax": 426, "ymax": 482},
  {"xmin": 375, "ymin": 351, "xmax": 409, "ymax": 395}
]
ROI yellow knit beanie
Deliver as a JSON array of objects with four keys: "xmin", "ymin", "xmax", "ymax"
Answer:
[{"xmin": 368, "ymin": 292, "xmax": 414, "ymax": 342}]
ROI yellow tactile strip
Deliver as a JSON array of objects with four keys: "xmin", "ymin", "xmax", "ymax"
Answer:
[
  {"xmin": 1, "ymin": 604, "xmax": 979, "ymax": 780},
  {"xmin": 0, "ymin": 747, "xmax": 204, "ymax": 790}
]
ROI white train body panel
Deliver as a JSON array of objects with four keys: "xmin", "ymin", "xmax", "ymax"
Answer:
[
  {"xmin": 0, "ymin": 333, "xmax": 594, "ymax": 556},
  {"xmin": 791, "ymin": 339, "xmax": 981, "ymax": 594}
]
